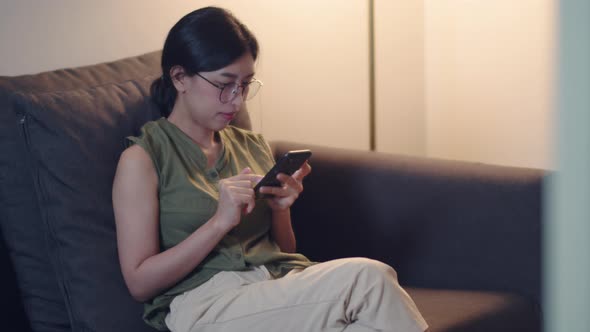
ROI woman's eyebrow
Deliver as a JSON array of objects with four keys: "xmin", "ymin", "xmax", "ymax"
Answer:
[{"xmin": 220, "ymin": 72, "xmax": 255, "ymax": 79}]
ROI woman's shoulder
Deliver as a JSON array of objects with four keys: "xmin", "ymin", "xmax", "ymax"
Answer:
[
  {"xmin": 119, "ymin": 144, "xmax": 152, "ymax": 167},
  {"xmin": 115, "ymin": 143, "xmax": 158, "ymax": 185},
  {"xmin": 126, "ymin": 118, "xmax": 168, "ymax": 149},
  {"xmin": 123, "ymin": 118, "xmax": 168, "ymax": 174}
]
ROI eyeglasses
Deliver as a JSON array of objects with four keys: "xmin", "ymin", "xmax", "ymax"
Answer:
[{"xmin": 196, "ymin": 73, "xmax": 263, "ymax": 104}]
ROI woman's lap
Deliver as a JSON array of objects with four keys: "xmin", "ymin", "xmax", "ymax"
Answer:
[{"xmin": 166, "ymin": 258, "xmax": 428, "ymax": 332}]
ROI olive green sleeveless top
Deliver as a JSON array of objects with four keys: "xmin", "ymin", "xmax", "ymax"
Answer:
[{"xmin": 126, "ymin": 118, "xmax": 313, "ymax": 331}]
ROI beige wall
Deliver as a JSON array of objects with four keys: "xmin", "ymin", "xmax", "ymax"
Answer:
[
  {"xmin": 0, "ymin": 1, "xmax": 191, "ymax": 75},
  {"xmin": 374, "ymin": 0, "xmax": 426, "ymax": 156},
  {"xmin": 374, "ymin": 0, "xmax": 555, "ymax": 169},
  {"xmin": 424, "ymin": 0, "xmax": 555, "ymax": 169},
  {"xmin": 0, "ymin": 0, "xmax": 370, "ymax": 150},
  {"xmin": 0, "ymin": 0, "xmax": 556, "ymax": 168},
  {"xmin": 203, "ymin": 0, "xmax": 370, "ymax": 150}
]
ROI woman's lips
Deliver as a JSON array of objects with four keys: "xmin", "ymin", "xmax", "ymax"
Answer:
[{"xmin": 220, "ymin": 112, "xmax": 236, "ymax": 121}]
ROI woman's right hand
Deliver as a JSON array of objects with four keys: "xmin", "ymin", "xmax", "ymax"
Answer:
[{"xmin": 212, "ymin": 167, "xmax": 262, "ymax": 232}]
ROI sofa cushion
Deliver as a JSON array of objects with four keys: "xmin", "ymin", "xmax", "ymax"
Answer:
[
  {"xmin": 0, "ymin": 229, "xmax": 32, "ymax": 332},
  {"xmin": 13, "ymin": 76, "xmax": 160, "ymax": 332},
  {"xmin": 0, "ymin": 49, "xmax": 254, "ymax": 331},
  {"xmin": 0, "ymin": 51, "xmax": 162, "ymax": 332},
  {"xmin": 407, "ymin": 288, "xmax": 541, "ymax": 332}
]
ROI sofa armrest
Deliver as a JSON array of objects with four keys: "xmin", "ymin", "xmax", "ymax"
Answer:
[{"xmin": 270, "ymin": 141, "xmax": 545, "ymax": 305}]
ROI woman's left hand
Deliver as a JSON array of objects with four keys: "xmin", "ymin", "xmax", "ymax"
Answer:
[{"xmin": 259, "ymin": 162, "xmax": 312, "ymax": 211}]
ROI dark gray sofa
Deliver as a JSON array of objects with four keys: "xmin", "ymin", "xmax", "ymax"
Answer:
[{"xmin": 0, "ymin": 51, "xmax": 543, "ymax": 332}]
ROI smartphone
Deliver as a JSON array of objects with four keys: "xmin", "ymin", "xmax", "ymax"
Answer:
[{"xmin": 254, "ymin": 149, "xmax": 312, "ymax": 199}]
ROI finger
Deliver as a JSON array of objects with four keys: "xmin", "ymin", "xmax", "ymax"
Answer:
[
  {"xmin": 237, "ymin": 173, "xmax": 264, "ymax": 183},
  {"xmin": 232, "ymin": 191, "xmax": 255, "ymax": 214},
  {"xmin": 292, "ymin": 162, "xmax": 312, "ymax": 181},
  {"xmin": 276, "ymin": 173, "xmax": 302, "ymax": 193},
  {"xmin": 225, "ymin": 176, "xmax": 262, "ymax": 188},
  {"xmin": 260, "ymin": 184, "xmax": 298, "ymax": 198},
  {"xmin": 276, "ymin": 173, "xmax": 297, "ymax": 188},
  {"xmin": 227, "ymin": 186, "xmax": 256, "ymax": 198},
  {"xmin": 231, "ymin": 180, "xmax": 258, "ymax": 188},
  {"xmin": 245, "ymin": 197, "xmax": 256, "ymax": 214},
  {"xmin": 258, "ymin": 185, "xmax": 281, "ymax": 196},
  {"xmin": 229, "ymin": 169, "xmax": 257, "ymax": 182},
  {"xmin": 219, "ymin": 182, "xmax": 244, "ymax": 194},
  {"xmin": 251, "ymin": 174, "xmax": 264, "ymax": 184}
]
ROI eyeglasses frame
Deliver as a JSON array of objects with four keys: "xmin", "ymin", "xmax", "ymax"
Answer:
[{"xmin": 195, "ymin": 73, "xmax": 263, "ymax": 104}]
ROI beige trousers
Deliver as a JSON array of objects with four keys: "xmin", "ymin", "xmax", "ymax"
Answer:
[{"xmin": 165, "ymin": 258, "xmax": 428, "ymax": 332}]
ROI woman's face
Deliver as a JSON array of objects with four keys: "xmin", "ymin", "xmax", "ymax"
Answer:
[{"xmin": 176, "ymin": 53, "xmax": 256, "ymax": 132}]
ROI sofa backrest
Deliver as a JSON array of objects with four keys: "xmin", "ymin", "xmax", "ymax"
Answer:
[
  {"xmin": 271, "ymin": 141, "xmax": 545, "ymax": 306},
  {"xmin": 0, "ymin": 51, "xmax": 253, "ymax": 332}
]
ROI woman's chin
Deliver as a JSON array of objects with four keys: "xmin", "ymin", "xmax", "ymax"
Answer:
[{"xmin": 211, "ymin": 121, "xmax": 231, "ymax": 132}]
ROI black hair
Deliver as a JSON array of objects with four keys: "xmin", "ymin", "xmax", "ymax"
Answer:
[{"xmin": 151, "ymin": 7, "xmax": 259, "ymax": 117}]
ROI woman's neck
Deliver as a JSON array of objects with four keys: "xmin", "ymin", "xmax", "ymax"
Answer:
[
  {"xmin": 166, "ymin": 109, "xmax": 222, "ymax": 169},
  {"xmin": 167, "ymin": 110, "xmax": 217, "ymax": 149}
]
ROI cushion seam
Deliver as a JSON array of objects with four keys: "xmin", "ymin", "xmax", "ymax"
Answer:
[{"xmin": 18, "ymin": 104, "xmax": 77, "ymax": 331}]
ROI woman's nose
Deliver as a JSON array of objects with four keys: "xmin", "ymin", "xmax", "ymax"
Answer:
[{"xmin": 230, "ymin": 90, "xmax": 245, "ymax": 108}]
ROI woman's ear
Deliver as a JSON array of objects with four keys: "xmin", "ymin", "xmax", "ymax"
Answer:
[{"xmin": 170, "ymin": 66, "xmax": 187, "ymax": 93}]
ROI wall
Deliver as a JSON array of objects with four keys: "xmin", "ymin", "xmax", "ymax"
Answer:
[
  {"xmin": 0, "ymin": 0, "xmax": 556, "ymax": 168},
  {"xmin": 423, "ymin": 0, "xmax": 555, "ymax": 169},
  {"xmin": 0, "ymin": 1, "xmax": 190, "ymax": 75},
  {"xmin": 0, "ymin": 0, "xmax": 370, "ymax": 150},
  {"xmin": 372, "ymin": 0, "xmax": 555, "ymax": 169},
  {"xmin": 374, "ymin": 0, "xmax": 426, "ymax": 156},
  {"xmin": 203, "ymin": 0, "xmax": 370, "ymax": 151}
]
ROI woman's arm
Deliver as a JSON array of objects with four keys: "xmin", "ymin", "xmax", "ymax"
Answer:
[
  {"xmin": 112, "ymin": 145, "xmax": 259, "ymax": 302},
  {"xmin": 259, "ymin": 162, "xmax": 312, "ymax": 254},
  {"xmin": 270, "ymin": 209, "xmax": 297, "ymax": 253}
]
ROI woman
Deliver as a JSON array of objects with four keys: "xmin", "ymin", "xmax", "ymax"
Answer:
[{"xmin": 112, "ymin": 6, "xmax": 428, "ymax": 332}]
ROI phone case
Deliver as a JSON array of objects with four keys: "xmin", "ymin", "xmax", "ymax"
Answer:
[{"xmin": 254, "ymin": 149, "xmax": 312, "ymax": 198}]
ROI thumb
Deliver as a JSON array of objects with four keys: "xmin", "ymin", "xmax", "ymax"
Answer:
[{"xmin": 240, "ymin": 167, "xmax": 252, "ymax": 174}]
